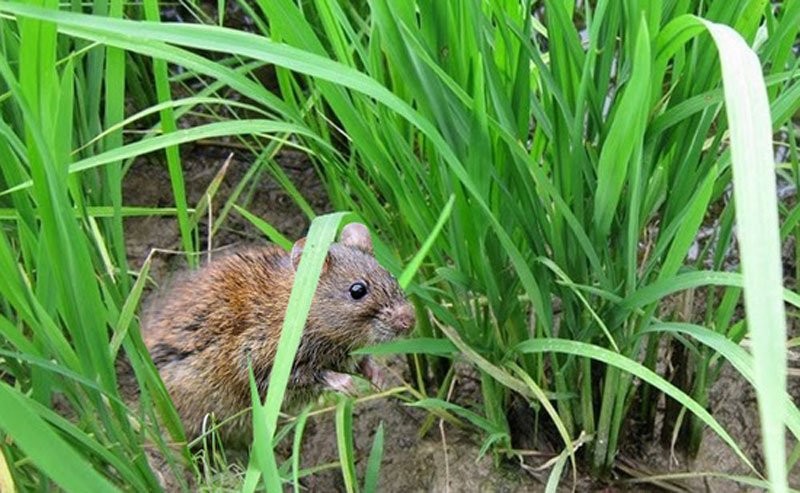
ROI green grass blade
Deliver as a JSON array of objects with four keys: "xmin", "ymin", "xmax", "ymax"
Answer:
[
  {"xmin": 398, "ymin": 194, "xmax": 454, "ymax": 289},
  {"xmin": 336, "ymin": 396, "xmax": 358, "ymax": 493},
  {"xmin": 233, "ymin": 204, "xmax": 293, "ymax": 250},
  {"xmin": 0, "ymin": 382, "xmax": 118, "ymax": 493},
  {"xmin": 257, "ymin": 212, "xmax": 349, "ymax": 489},
  {"xmin": 109, "ymin": 254, "xmax": 152, "ymax": 358},
  {"xmin": 352, "ymin": 338, "xmax": 458, "ymax": 357},
  {"xmin": 700, "ymin": 18, "xmax": 788, "ymax": 493},
  {"xmin": 248, "ymin": 359, "xmax": 275, "ymax": 491},
  {"xmin": 102, "ymin": 0, "xmax": 128, "ymax": 290},
  {"xmin": 618, "ymin": 270, "xmax": 800, "ymax": 313},
  {"xmin": 240, "ymin": 455, "xmax": 261, "ymax": 493},
  {"xmin": 142, "ymin": 0, "xmax": 195, "ymax": 266},
  {"xmin": 292, "ymin": 406, "xmax": 311, "ymax": 492},
  {"xmin": 515, "ymin": 338, "xmax": 756, "ymax": 474},
  {"xmin": 593, "ymin": 18, "xmax": 651, "ymax": 237},
  {"xmin": 362, "ymin": 422, "xmax": 384, "ymax": 493},
  {"xmin": 1, "ymin": 120, "xmax": 320, "ymax": 196}
]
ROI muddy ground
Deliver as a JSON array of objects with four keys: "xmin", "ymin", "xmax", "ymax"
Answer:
[{"xmin": 120, "ymin": 140, "xmax": 799, "ymax": 492}]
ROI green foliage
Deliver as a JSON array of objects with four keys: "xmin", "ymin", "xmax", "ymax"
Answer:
[
  {"xmin": 363, "ymin": 421, "xmax": 385, "ymax": 493},
  {"xmin": 0, "ymin": 0, "xmax": 798, "ymax": 491},
  {"xmin": 0, "ymin": 2, "xmax": 188, "ymax": 491},
  {"xmin": 335, "ymin": 397, "xmax": 358, "ymax": 493},
  {"xmin": 250, "ymin": 212, "xmax": 348, "ymax": 491}
]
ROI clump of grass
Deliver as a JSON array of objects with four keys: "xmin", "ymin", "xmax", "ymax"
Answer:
[
  {"xmin": 0, "ymin": 1, "xmax": 798, "ymax": 491},
  {"xmin": 253, "ymin": 0, "xmax": 800, "ymax": 487},
  {"xmin": 0, "ymin": 4, "xmax": 190, "ymax": 490}
]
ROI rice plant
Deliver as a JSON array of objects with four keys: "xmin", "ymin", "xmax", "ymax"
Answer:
[
  {"xmin": 0, "ymin": 2, "xmax": 190, "ymax": 490},
  {"xmin": 0, "ymin": 0, "xmax": 798, "ymax": 491}
]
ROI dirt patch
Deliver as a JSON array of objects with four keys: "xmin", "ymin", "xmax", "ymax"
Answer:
[
  {"xmin": 296, "ymin": 395, "xmax": 530, "ymax": 492},
  {"xmin": 294, "ymin": 359, "xmax": 558, "ymax": 493},
  {"xmin": 123, "ymin": 144, "xmax": 328, "ymax": 279}
]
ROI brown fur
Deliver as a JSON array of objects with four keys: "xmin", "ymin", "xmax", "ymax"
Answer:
[{"xmin": 139, "ymin": 224, "xmax": 415, "ymax": 447}]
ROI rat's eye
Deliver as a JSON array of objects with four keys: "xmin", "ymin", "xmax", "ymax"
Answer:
[{"xmin": 349, "ymin": 281, "xmax": 368, "ymax": 300}]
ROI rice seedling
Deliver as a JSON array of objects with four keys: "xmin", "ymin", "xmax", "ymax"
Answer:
[
  {"xmin": 0, "ymin": 4, "xmax": 188, "ymax": 490},
  {"xmin": 0, "ymin": 0, "xmax": 798, "ymax": 491}
]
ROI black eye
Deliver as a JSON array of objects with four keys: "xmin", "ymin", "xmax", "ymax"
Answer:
[{"xmin": 349, "ymin": 282, "xmax": 368, "ymax": 300}]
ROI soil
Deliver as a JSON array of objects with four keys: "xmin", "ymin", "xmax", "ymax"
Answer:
[
  {"xmin": 123, "ymin": 144, "xmax": 328, "ymax": 281},
  {"xmin": 121, "ymin": 139, "xmax": 799, "ymax": 492},
  {"xmin": 298, "ymin": 386, "xmax": 522, "ymax": 491}
]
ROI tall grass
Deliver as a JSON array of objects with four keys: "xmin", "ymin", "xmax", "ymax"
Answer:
[
  {"xmin": 0, "ymin": 2, "xmax": 188, "ymax": 490},
  {"xmin": 0, "ymin": 0, "xmax": 798, "ymax": 491}
]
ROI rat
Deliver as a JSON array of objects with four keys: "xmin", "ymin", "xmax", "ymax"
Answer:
[{"xmin": 139, "ymin": 222, "xmax": 415, "ymax": 447}]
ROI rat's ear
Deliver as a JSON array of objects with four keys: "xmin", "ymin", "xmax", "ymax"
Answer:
[
  {"xmin": 340, "ymin": 223, "xmax": 373, "ymax": 254},
  {"xmin": 291, "ymin": 238, "xmax": 331, "ymax": 272}
]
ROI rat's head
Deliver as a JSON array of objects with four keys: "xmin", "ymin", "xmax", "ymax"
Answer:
[{"xmin": 291, "ymin": 223, "xmax": 415, "ymax": 346}]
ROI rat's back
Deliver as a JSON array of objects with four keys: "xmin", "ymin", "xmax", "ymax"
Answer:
[
  {"xmin": 136, "ymin": 223, "xmax": 414, "ymax": 447},
  {"xmin": 140, "ymin": 245, "xmax": 292, "ymax": 445}
]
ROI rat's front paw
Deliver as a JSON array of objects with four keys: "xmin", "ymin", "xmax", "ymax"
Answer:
[
  {"xmin": 358, "ymin": 357, "xmax": 387, "ymax": 391},
  {"xmin": 322, "ymin": 371, "xmax": 359, "ymax": 397}
]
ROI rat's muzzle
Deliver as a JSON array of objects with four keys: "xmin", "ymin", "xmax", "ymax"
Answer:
[{"xmin": 386, "ymin": 302, "xmax": 416, "ymax": 335}]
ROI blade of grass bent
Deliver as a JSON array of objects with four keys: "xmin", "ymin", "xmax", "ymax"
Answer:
[
  {"xmin": 700, "ymin": 19, "xmax": 788, "ymax": 493},
  {"xmin": 641, "ymin": 323, "xmax": 800, "ymax": 443},
  {"xmin": 1, "ymin": 120, "xmax": 318, "ymax": 196},
  {"xmin": 618, "ymin": 270, "xmax": 800, "ymax": 313},
  {"xmin": 515, "ymin": 338, "xmax": 756, "ymax": 474}
]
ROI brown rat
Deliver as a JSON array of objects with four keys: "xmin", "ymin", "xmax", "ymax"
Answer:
[{"xmin": 140, "ymin": 223, "xmax": 415, "ymax": 447}]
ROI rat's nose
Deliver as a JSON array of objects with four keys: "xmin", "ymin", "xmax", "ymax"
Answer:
[{"xmin": 392, "ymin": 303, "xmax": 416, "ymax": 334}]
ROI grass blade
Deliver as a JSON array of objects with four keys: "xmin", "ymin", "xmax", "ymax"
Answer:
[
  {"xmin": 1, "ymin": 120, "xmax": 319, "ymax": 196},
  {"xmin": 515, "ymin": 338, "xmax": 756, "ymax": 474},
  {"xmin": 0, "ymin": 382, "xmax": 118, "ymax": 492},
  {"xmin": 109, "ymin": 254, "xmax": 152, "ymax": 358},
  {"xmin": 362, "ymin": 422, "xmax": 384, "ymax": 493},
  {"xmin": 336, "ymin": 396, "xmax": 358, "ymax": 493},
  {"xmin": 352, "ymin": 338, "xmax": 458, "ymax": 357},
  {"xmin": 398, "ymin": 194, "xmax": 454, "ymax": 289},
  {"xmin": 256, "ymin": 212, "xmax": 349, "ymax": 490},
  {"xmin": 292, "ymin": 406, "xmax": 312, "ymax": 492},
  {"xmin": 700, "ymin": 18, "xmax": 788, "ymax": 493},
  {"xmin": 593, "ymin": 18, "xmax": 651, "ymax": 237}
]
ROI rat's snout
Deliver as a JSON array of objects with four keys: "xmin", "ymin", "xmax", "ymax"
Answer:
[{"xmin": 389, "ymin": 302, "xmax": 416, "ymax": 334}]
